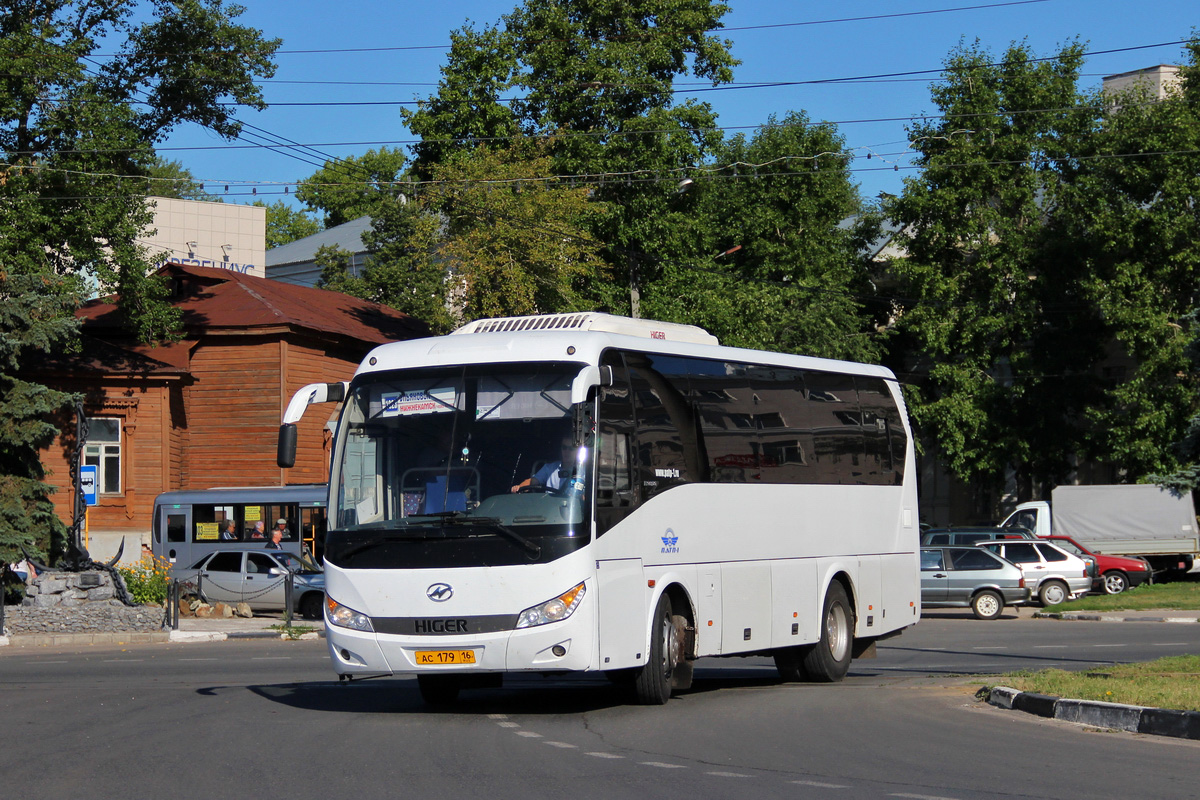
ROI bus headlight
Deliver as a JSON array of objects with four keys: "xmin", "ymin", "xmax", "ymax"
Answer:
[
  {"xmin": 326, "ymin": 596, "xmax": 374, "ymax": 632},
  {"xmin": 515, "ymin": 583, "xmax": 586, "ymax": 629}
]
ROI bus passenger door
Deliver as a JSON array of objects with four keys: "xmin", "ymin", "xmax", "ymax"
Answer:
[
  {"xmin": 596, "ymin": 558, "xmax": 646, "ymax": 670},
  {"xmin": 159, "ymin": 506, "xmax": 190, "ymax": 564}
]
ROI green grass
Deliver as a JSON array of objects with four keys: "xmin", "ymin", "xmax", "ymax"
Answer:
[
  {"xmin": 268, "ymin": 623, "xmax": 317, "ymax": 639},
  {"xmin": 1050, "ymin": 577, "xmax": 1200, "ymax": 613},
  {"xmin": 986, "ymin": 655, "xmax": 1200, "ymax": 712}
]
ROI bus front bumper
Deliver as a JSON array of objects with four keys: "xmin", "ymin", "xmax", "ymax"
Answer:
[{"xmin": 325, "ymin": 606, "xmax": 596, "ymax": 676}]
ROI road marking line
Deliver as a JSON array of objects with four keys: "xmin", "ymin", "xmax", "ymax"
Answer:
[
  {"xmin": 640, "ymin": 762, "xmax": 686, "ymax": 769},
  {"xmin": 544, "ymin": 741, "xmax": 577, "ymax": 749},
  {"xmin": 488, "ymin": 714, "xmax": 507, "ymax": 720},
  {"xmin": 103, "ymin": 659, "xmax": 146, "ymax": 662},
  {"xmin": 792, "ymin": 780, "xmax": 848, "ymax": 788},
  {"xmin": 586, "ymin": 752, "xmax": 624, "ymax": 759},
  {"xmin": 1154, "ymin": 642, "xmax": 1187, "ymax": 646},
  {"xmin": 497, "ymin": 721, "xmax": 520, "ymax": 728},
  {"xmin": 515, "ymin": 731, "xmax": 542, "ymax": 738},
  {"xmin": 706, "ymin": 771, "xmax": 752, "ymax": 778}
]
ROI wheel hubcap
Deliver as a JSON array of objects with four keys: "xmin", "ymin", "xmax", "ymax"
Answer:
[
  {"xmin": 978, "ymin": 595, "xmax": 998, "ymax": 615},
  {"xmin": 826, "ymin": 604, "xmax": 849, "ymax": 660},
  {"xmin": 661, "ymin": 616, "xmax": 678, "ymax": 675}
]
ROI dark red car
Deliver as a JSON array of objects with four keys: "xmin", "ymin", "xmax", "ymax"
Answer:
[{"xmin": 1043, "ymin": 535, "xmax": 1152, "ymax": 595}]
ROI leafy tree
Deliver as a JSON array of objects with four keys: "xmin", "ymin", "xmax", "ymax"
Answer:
[
  {"xmin": 887, "ymin": 37, "xmax": 1200, "ymax": 500},
  {"xmin": 0, "ymin": 0, "xmax": 278, "ymax": 562},
  {"xmin": 254, "ymin": 200, "xmax": 320, "ymax": 249},
  {"xmin": 294, "ymin": 147, "xmax": 408, "ymax": 228},
  {"xmin": 326, "ymin": 139, "xmax": 607, "ymax": 334},
  {"xmin": 1101, "ymin": 39, "xmax": 1200, "ymax": 491},
  {"xmin": 645, "ymin": 112, "xmax": 880, "ymax": 362},
  {"xmin": 147, "ymin": 156, "xmax": 223, "ymax": 202},
  {"xmin": 402, "ymin": 0, "xmax": 738, "ymax": 319}
]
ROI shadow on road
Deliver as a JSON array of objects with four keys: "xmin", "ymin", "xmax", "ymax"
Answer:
[{"xmin": 205, "ymin": 663, "xmax": 801, "ymax": 715}]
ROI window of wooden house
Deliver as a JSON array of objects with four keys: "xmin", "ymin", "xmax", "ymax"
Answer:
[{"xmin": 84, "ymin": 417, "xmax": 122, "ymax": 494}]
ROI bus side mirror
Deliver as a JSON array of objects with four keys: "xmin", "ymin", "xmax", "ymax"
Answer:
[
  {"xmin": 278, "ymin": 423, "xmax": 298, "ymax": 468},
  {"xmin": 572, "ymin": 366, "xmax": 612, "ymax": 404}
]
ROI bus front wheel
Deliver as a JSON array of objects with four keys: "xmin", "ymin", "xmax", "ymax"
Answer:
[
  {"xmin": 634, "ymin": 594, "xmax": 686, "ymax": 704},
  {"xmin": 802, "ymin": 582, "xmax": 853, "ymax": 682}
]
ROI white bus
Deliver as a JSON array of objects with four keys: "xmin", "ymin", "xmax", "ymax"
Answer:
[{"xmin": 278, "ymin": 313, "xmax": 920, "ymax": 704}]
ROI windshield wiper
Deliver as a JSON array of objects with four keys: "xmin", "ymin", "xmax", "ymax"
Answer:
[
  {"xmin": 334, "ymin": 531, "xmax": 436, "ymax": 559},
  {"xmin": 419, "ymin": 512, "xmax": 542, "ymax": 559}
]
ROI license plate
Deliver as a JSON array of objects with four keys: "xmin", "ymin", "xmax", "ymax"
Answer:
[{"xmin": 416, "ymin": 649, "xmax": 476, "ymax": 665}]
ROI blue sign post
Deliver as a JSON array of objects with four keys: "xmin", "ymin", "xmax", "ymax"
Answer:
[
  {"xmin": 80, "ymin": 465, "xmax": 98, "ymax": 506},
  {"xmin": 80, "ymin": 465, "xmax": 98, "ymax": 552}
]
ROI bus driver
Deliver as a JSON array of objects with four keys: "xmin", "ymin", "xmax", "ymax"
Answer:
[{"xmin": 511, "ymin": 439, "xmax": 577, "ymax": 493}]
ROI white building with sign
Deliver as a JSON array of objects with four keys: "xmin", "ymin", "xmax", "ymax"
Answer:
[{"xmin": 141, "ymin": 196, "xmax": 266, "ymax": 277}]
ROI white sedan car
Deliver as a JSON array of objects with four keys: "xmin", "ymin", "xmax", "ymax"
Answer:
[{"xmin": 977, "ymin": 540, "xmax": 1092, "ymax": 606}]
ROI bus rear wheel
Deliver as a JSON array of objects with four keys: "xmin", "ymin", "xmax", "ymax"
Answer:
[
  {"xmin": 802, "ymin": 582, "xmax": 853, "ymax": 682},
  {"xmin": 634, "ymin": 594, "xmax": 686, "ymax": 704}
]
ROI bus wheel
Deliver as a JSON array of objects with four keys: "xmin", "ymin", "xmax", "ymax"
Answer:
[
  {"xmin": 417, "ymin": 674, "xmax": 461, "ymax": 706},
  {"xmin": 802, "ymin": 582, "xmax": 853, "ymax": 682},
  {"xmin": 634, "ymin": 594, "xmax": 683, "ymax": 704}
]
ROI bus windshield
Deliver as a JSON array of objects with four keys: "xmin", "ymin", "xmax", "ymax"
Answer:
[{"xmin": 327, "ymin": 363, "xmax": 592, "ymax": 569}]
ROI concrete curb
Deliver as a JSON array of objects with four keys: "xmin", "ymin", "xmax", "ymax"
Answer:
[
  {"xmin": 1032, "ymin": 612, "xmax": 1200, "ymax": 622},
  {"xmin": 2, "ymin": 628, "xmax": 324, "ymax": 647},
  {"xmin": 986, "ymin": 686, "xmax": 1200, "ymax": 740}
]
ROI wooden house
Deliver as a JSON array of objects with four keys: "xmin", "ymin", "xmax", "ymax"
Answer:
[{"xmin": 31, "ymin": 263, "xmax": 429, "ymax": 561}]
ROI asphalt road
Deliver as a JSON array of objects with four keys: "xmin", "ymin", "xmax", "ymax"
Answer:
[{"xmin": 2, "ymin": 615, "xmax": 1198, "ymax": 800}]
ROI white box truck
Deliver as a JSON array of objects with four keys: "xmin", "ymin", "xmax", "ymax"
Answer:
[{"xmin": 1001, "ymin": 484, "xmax": 1199, "ymax": 577}]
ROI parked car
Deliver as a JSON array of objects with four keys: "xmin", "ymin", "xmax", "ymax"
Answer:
[
  {"xmin": 977, "ymin": 540, "xmax": 1092, "ymax": 606},
  {"xmin": 921, "ymin": 527, "xmax": 1036, "ymax": 546},
  {"xmin": 171, "ymin": 550, "xmax": 325, "ymax": 619},
  {"xmin": 1041, "ymin": 535, "xmax": 1152, "ymax": 595},
  {"xmin": 920, "ymin": 546, "xmax": 1030, "ymax": 619}
]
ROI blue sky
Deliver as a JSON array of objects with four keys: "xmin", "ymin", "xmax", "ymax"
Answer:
[{"xmin": 159, "ymin": 0, "xmax": 1197, "ymax": 211}]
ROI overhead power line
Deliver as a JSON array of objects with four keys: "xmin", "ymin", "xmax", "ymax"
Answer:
[
  {"xmin": 15, "ymin": 145, "xmax": 1200, "ymax": 201},
  {"xmin": 51, "ymin": 1, "xmax": 1051, "ymax": 59}
]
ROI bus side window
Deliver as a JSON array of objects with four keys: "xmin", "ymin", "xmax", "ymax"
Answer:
[
  {"xmin": 167, "ymin": 514, "xmax": 186, "ymax": 543},
  {"xmin": 627, "ymin": 353, "xmax": 704, "ymax": 497},
  {"xmin": 597, "ymin": 427, "xmax": 632, "ymax": 504},
  {"xmin": 596, "ymin": 352, "xmax": 638, "ymax": 536},
  {"xmin": 806, "ymin": 371, "xmax": 863, "ymax": 485}
]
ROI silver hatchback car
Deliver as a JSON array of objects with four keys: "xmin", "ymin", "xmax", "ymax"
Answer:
[
  {"xmin": 921, "ymin": 546, "xmax": 1029, "ymax": 619},
  {"xmin": 171, "ymin": 550, "xmax": 326, "ymax": 619}
]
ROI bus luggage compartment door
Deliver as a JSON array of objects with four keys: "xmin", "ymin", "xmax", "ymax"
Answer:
[{"xmin": 597, "ymin": 558, "xmax": 645, "ymax": 670}]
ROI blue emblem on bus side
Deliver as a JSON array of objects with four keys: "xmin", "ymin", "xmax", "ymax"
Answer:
[
  {"xmin": 661, "ymin": 529, "xmax": 679, "ymax": 554},
  {"xmin": 427, "ymin": 583, "xmax": 453, "ymax": 602}
]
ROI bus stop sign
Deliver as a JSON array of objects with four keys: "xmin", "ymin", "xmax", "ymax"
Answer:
[{"xmin": 80, "ymin": 465, "xmax": 98, "ymax": 506}]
